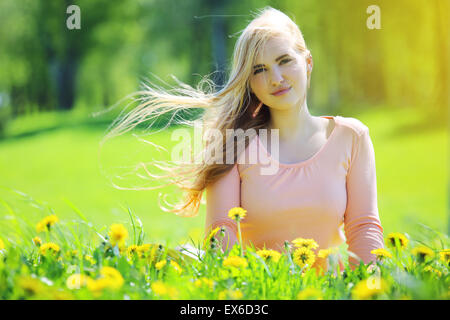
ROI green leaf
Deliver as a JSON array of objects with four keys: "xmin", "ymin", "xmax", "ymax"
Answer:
[{"xmin": 248, "ymin": 251, "xmax": 272, "ymax": 278}]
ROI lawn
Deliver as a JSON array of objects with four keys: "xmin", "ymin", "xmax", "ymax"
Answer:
[{"xmin": 0, "ymin": 105, "xmax": 447, "ymax": 246}]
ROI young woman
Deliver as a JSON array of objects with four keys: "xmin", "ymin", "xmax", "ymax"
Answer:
[{"xmin": 104, "ymin": 7, "xmax": 384, "ymax": 273}]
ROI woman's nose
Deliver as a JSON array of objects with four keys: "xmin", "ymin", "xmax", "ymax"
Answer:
[{"xmin": 270, "ymin": 67, "xmax": 284, "ymax": 86}]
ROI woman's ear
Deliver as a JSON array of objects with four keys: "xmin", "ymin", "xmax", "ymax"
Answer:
[
  {"xmin": 306, "ymin": 50, "xmax": 313, "ymax": 75},
  {"xmin": 305, "ymin": 50, "xmax": 313, "ymax": 89}
]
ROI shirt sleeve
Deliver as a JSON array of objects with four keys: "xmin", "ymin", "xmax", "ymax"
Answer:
[
  {"xmin": 343, "ymin": 128, "xmax": 384, "ymax": 268},
  {"xmin": 205, "ymin": 164, "xmax": 240, "ymax": 242}
]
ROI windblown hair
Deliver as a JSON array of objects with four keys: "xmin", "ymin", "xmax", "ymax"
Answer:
[{"xmin": 101, "ymin": 7, "xmax": 310, "ymax": 217}]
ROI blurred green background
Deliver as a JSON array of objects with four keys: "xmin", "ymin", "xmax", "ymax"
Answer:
[{"xmin": 0, "ymin": 0, "xmax": 448, "ymax": 245}]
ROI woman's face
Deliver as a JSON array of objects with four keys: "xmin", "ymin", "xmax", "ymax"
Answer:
[{"xmin": 249, "ymin": 37, "xmax": 310, "ymax": 111}]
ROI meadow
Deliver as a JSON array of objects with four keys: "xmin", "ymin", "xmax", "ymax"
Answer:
[
  {"xmin": 0, "ymin": 105, "xmax": 446, "ymax": 241},
  {"xmin": 0, "ymin": 105, "xmax": 448, "ymax": 299},
  {"xmin": 0, "ymin": 207, "xmax": 448, "ymax": 300}
]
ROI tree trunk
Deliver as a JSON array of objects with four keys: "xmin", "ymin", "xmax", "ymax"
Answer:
[
  {"xmin": 210, "ymin": 0, "xmax": 227, "ymax": 89},
  {"xmin": 56, "ymin": 52, "xmax": 78, "ymax": 111}
]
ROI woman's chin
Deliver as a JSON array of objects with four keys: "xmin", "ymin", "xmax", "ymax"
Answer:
[{"xmin": 267, "ymin": 100, "xmax": 300, "ymax": 111}]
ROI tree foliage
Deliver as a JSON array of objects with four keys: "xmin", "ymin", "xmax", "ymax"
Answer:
[{"xmin": 0, "ymin": 0, "xmax": 447, "ymax": 126}]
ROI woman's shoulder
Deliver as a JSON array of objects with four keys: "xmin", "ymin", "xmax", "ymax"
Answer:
[{"xmin": 335, "ymin": 115, "xmax": 369, "ymax": 137}]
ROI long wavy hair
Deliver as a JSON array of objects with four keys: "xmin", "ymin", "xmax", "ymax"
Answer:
[{"xmin": 100, "ymin": 7, "xmax": 310, "ymax": 217}]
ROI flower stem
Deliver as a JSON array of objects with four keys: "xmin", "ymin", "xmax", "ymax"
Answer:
[
  {"xmin": 237, "ymin": 219, "xmax": 243, "ymax": 257},
  {"xmin": 283, "ymin": 241, "xmax": 296, "ymax": 274}
]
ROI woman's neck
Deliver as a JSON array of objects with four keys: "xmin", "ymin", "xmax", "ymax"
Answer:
[{"xmin": 267, "ymin": 101, "xmax": 317, "ymax": 143}]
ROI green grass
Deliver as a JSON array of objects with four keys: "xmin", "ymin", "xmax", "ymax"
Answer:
[
  {"xmin": 0, "ymin": 106, "xmax": 448, "ymax": 300},
  {"xmin": 0, "ymin": 105, "xmax": 447, "ymax": 247},
  {"xmin": 0, "ymin": 216, "xmax": 448, "ymax": 300},
  {"xmin": 0, "ymin": 111, "xmax": 206, "ymax": 245}
]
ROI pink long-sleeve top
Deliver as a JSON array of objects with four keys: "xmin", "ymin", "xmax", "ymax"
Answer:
[{"xmin": 205, "ymin": 115, "xmax": 384, "ymax": 273}]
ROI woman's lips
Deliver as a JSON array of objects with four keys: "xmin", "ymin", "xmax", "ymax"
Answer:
[{"xmin": 271, "ymin": 87, "xmax": 291, "ymax": 96}]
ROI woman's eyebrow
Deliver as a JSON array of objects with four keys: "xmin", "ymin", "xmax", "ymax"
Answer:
[{"xmin": 253, "ymin": 54, "xmax": 290, "ymax": 69}]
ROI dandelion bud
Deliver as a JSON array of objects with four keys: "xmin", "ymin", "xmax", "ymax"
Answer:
[{"xmin": 284, "ymin": 240, "xmax": 291, "ymax": 252}]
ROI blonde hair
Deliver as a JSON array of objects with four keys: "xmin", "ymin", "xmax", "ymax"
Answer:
[{"xmin": 101, "ymin": 7, "xmax": 310, "ymax": 217}]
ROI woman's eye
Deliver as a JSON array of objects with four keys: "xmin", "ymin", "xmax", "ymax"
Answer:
[{"xmin": 253, "ymin": 59, "xmax": 291, "ymax": 75}]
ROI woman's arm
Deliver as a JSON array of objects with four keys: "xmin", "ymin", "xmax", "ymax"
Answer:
[
  {"xmin": 205, "ymin": 164, "xmax": 240, "ymax": 253},
  {"xmin": 343, "ymin": 128, "xmax": 384, "ymax": 270}
]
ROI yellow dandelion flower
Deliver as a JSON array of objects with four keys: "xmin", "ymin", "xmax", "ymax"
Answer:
[
  {"xmin": 51, "ymin": 289, "xmax": 74, "ymax": 300},
  {"xmin": 36, "ymin": 215, "xmax": 59, "ymax": 233},
  {"xmin": 411, "ymin": 246, "xmax": 435, "ymax": 261},
  {"xmin": 194, "ymin": 277, "xmax": 214, "ymax": 291},
  {"xmin": 291, "ymin": 238, "xmax": 319, "ymax": 250},
  {"xmin": 293, "ymin": 247, "xmax": 316, "ymax": 269},
  {"xmin": 223, "ymin": 256, "xmax": 248, "ymax": 268},
  {"xmin": 127, "ymin": 245, "xmax": 139, "ymax": 259},
  {"xmin": 318, "ymin": 249, "xmax": 331, "ymax": 259},
  {"xmin": 170, "ymin": 260, "xmax": 183, "ymax": 274},
  {"xmin": 438, "ymin": 249, "xmax": 450, "ymax": 265},
  {"xmin": 227, "ymin": 207, "xmax": 247, "ymax": 221},
  {"xmin": 352, "ymin": 278, "xmax": 389, "ymax": 300},
  {"xmin": 151, "ymin": 281, "xmax": 168, "ymax": 295},
  {"xmin": 229, "ymin": 289, "xmax": 243, "ymax": 300},
  {"xmin": 423, "ymin": 266, "xmax": 442, "ymax": 277},
  {"xmin": 155, "ymin": 260, "xmax": 167, "ymax": 270},
  {"xmin": 0, "ymin": 238, "xmax": 4, "ymax": 250},
  {"xmin": 136, "ymin": 244, "xmax": 152, "ymax": 258},
  {"xmin": 256, "ymin": 249, "xmax": 282, "ymax": 263},
  {"xmin": 18, "ymin": 276, "xmax": 45, "ymax": 296},
  {"xmin": 150, "ymin": 281, "xmax": 179, "ymax": 299},
  {"xmin": 84, "ymin": 255, "xmax": 95, "ymax": 265},
  {"xmin": 99, "ymin": 266, "xmax": 124, "ymax": 289},
  {"xmin": 108, "ymin": 224, "xmax": 128, "ymax": 247},
  {"xmin": 318, "ymin": 247, "xmax": 338, "ymax": 259},
  {"xmin": 194, "ymin": 279, "xmax": 202, "ymax": 287},
  {"xmin": 203, "ymin": 226, "xmax": 221, "ymax": 248},
  {"xmin": 167, "ymin": 287, "xmax": 179, "ymax": 299},
  {"xmin": 65, "ymin": 249, "xmax": 78, "ymax": 259},
  {"xmin": 32, "ymin": 237, "xmax": 42, "ymax": 247},
  {"xmin": 36, "ymin": 222, "xmax": 45, "ymax": 233},
  {"xmin": 205, "ymin": 278, "xmax": 215, "ymax": 290},
  {"xmin": 218, "ymin": 289, "xmax": 243, "ymax": 300},
  {"xmin": 218, "ymin": 290, "xmax": 227, "ymax": 300},
  {"xmin": 386, "ymin": 232, "xmax": 408, "ymax": 249},
  {"xmin": 371, "ymin": 248, "xmax": 392, "ymax": 260},
  {"xmin": 66, "ymin": 274, "xmax": 90, "ymax": 290},
  {"xmin": 147, "ymin": 244, "xmax": 164, "ymax": 264},
  {"xmin": 87, "ymin": 268, "xmax": 124, "ymax": 295},
  {"xmin": 297, "ymin": 288, "xmax": 323, "ymax": 300},
  {"xmin": 87, "ymin": 277, "xmax": 111, "ymax": 296},
  {"xmin": 39, "ymin": 242, "xmax": 60, "ymax": 256}
]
